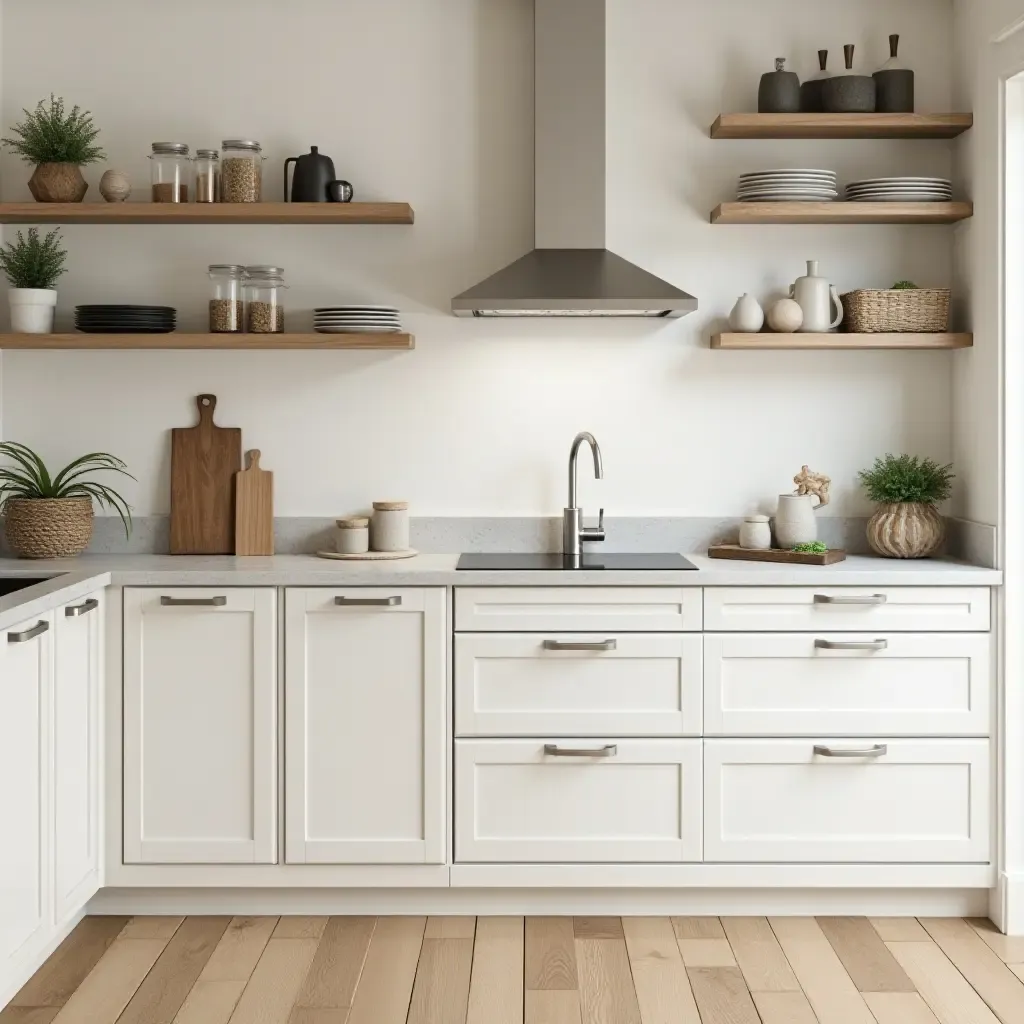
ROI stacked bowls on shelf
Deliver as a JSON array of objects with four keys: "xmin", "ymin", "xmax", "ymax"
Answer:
[
  {"xmin": 845, "ymin": 177, "xmax": 953, "ymax": 203},
  {"xmin": 736, "ymin": 169, "xmax": 838, "ymax": 202},
  {"xmin": 75, "ymin": 305, "xmax": 176, "ymax": 334},
  {"xmin": 313, "ymin": 305, "xmax": 402, "ymax": 334}
]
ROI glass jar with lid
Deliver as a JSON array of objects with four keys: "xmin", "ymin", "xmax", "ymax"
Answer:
[
  {"xmin": 195, "ymin": 149, "xmax": 220, "ymax": 203},
  {"xmin": 208, "ymin": 265, "xmax": 246, "ymax": 332},
  {"xmin": 221, "ymin": 140, "xmax": 264, "ymax": 202},
  {"xmin": 244, "ymin": 266, "xmax": 286, "ymax": 333},
  {"xmin": 149, "ymin": 142, "xmax": 192, "ymax": 202}
]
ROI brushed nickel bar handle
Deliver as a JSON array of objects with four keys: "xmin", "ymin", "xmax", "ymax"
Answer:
[
  {"xmin": 814, "ymin": 639, "xmax": 888, "ymax": 651},
  {"xmin": 65, "ymin": 598, "xmax": 99, "ymax": 618},
  {"xmin": 813, "ymin": 594, "xmax": 888, "ymax": 606},
  {"xmin": 813, "ymin": 744, "xmax": 888, "ymax": 758},
  {"xmin": 160, "ymin": 596, "xmax": 227, "ymax": 607},
  {"xmin": 542, "ymin": 639, "xmax": 617, "ymax": 652},
  {"xmin": 334, "ymin": 596, "xmax": 402, "ymax": 607},
  {"xmin": 7, "ymin": 620, "xmax": 49, "ymax": 643},
  {"xmin": 543, "ymin": 744, "xmax": 618, "ymax": 758}
]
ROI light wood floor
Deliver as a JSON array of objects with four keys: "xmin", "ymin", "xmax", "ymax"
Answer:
[{"xmin": 4, "ymin": 916, "xmax": 1024, "ymax": 1024}]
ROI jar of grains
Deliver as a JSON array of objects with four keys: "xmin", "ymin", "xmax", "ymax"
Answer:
[
  {"xmin": 195, "ymin": 149, "xmax": 219, "ymax": 203},
  {"xmin": 244, "ymin": 266, "xmax": 286, "ymax": 333},
  {"xmin": 221, "ymin": 140, "xmax": 263, "ymax": 202},
  {"xmin": 149, "ymin": 142, "xmax": 192, "ymax": 202},
  {"xmin": 208, "ymin": 265, "xmax": 246, "ymax": 332}
]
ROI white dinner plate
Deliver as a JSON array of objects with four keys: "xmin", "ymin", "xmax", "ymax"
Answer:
[
  {"xmin": 315, "ymin": 317, "xmax": 402, "ymax": 325},
  {"xmin": 314, "ymin": 305, "xmax": 399, "ymax": 313},
  {"xmin": 848, "ymin": 195, "xmax": 952, "ymax": 203},
  {"xmin": 847, "ymin": 188, "xmax": 952, "ymax": 197},
  {"xmin": 739, "ymin": 169, "xmax": 836, "ymax": 179},
  {"xmin": 315, "ymin": 325, "xmax": 403, "ymax": 333},
  {"xmin": 738, "ymin": 179, "xmax": 839, "ymax": 189},
  {"xmin": 738, "ymin": 186, "xmax": 838, "ymax": 194},
  {"xmin": 738, "ymin": 195, "xmax": 839, "ymax": 202},
  {"xmin": 849, "ymin": 177, "xmax": 951, "ymax": 187},
  {"xmin": 737, "ymin": 190, "xmax": 839, "ymax": 198}
]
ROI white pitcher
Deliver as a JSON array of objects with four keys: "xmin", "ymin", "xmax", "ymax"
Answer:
[
  {"xmin": 775, "ymin": 493, "xmax": 822, "ymax": 547},
  {"xmin": 790, "ymin": 260, "xmax": 843, "ymax": 333}
]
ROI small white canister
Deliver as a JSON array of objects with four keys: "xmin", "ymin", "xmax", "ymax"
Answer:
[
  {"xmin": 336, "ymin": 516, "xmax": 369, "ymax": 554},
  {"xmin": 739, "ymin": 514, "xmax": 772, "ymax": 550},
  {"xmin": 370, "ymin": 501, "xmax": 410, "ymax": 552}
]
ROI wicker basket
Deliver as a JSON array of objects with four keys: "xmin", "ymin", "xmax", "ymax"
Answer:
[
  {"xmin": 840, "ymin": 288, "xmax": 951, "ymax": 333},
  {"xmin": 2, "ymin": 497, "xmax": 94, "ymax": 558}
]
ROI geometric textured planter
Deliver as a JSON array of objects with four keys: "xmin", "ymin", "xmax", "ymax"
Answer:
[
  {"xmin": 3, "ymin": 497, "xmax": 94, "ymax": 558},
  {"xmin": 28, "ymin": 163, "xmax": 88, "ymax": 203},
  {"xmin": 866, "ymin": 502, "xmax": 945, "ymax": 559}
]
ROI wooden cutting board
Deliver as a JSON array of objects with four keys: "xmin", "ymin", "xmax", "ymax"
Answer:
[
  {"xmin": 708, "ymin": 544, "xmax": 847, "ymax": 566},
  {"xmin": 235, "ymin": 449, "xmax": 274, "ymax": 555},
  {"xmin": 170, "ymin": 394, "xmax": 242, "ymax": 554}
]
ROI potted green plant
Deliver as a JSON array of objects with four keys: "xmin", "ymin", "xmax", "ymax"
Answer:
[
  {"xmin": 0, "ymin": 228, "xmax": 67, "ymax": 333},
  {"xmin": 859, "ymin": 453, "xmax": 954, "ymax": 558},
  {"xmin": 0, "ymin": 442, "xmax": 133, "ymax": 558},
  {"xmin": 2, "ymin": 95, "xmax": 104, "ymax": 202}
]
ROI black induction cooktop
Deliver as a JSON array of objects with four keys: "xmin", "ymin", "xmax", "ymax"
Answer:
[{"xmin": 456, "ymin": 552, "xmax": 698, "ymax": 571}]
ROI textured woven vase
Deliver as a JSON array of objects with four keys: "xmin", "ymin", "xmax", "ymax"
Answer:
[
  {"xmin": 28, "ymin": 163, "xmax": 88, "ymax": 202},
  {"xmin": 3, "ymin": 498, "xmax": 94, "ymax": 558},
  {"xmin": 866, "ymin": 502, "xmax": 945, "ymax": 559}
]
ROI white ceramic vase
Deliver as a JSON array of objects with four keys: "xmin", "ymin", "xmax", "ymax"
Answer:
[
  {"xmin": 728, "ymin": 293, "xmax": 765, "ymax": 332},
  {"xmin": 790, "ymin": 260, "xmax": 843, "ymax": 333},
  {"xmin": 9, "ymin": 288, "xmax": 57, "ymax": 334},
  {"xmin": 774, "ymin": 493, "xmax": 822, "ymax": 547}
]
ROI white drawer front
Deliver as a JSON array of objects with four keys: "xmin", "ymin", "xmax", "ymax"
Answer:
[
  {"xmin": 455, "ymin": 587, "xmax": 701, "ymax": 632},
  {"xmin": 704, "ymin": 739, "xmax": 990, "ymax": 863},
  {"xmin": 455, "ymin": 634, "xmax": 702, "ymax": 737},
  {"xmin": 455, "ymin": 739, "xmax": 702, "ymax": 862},
  {"xmin": 704, "ymin": 633, "xmax": 991, "ymax": 736},
  {"xmin": 704, "ymin": 587, "xmax": 990, "ymax": 632}
]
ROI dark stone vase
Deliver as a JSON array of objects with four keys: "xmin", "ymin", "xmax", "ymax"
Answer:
[{"xmin": 758, "ymin": 58, "xmax": 801, "ymax": 113}]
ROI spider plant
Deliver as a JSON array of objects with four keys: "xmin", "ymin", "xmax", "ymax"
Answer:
[{"xmin": 0, "ymin": 442, "xmax": 134, "ymax": 537}]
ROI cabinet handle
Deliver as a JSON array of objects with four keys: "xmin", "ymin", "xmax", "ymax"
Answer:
[
  {"xmin": 7, "ymin": 620, "xmax": 49, "ymax": 643},
  {"xmin": 813, "ymin": 744, "xmax": 888, "ymax": 758},
  {"xmin": 160, "ymin": 596, "xmax": 227, "ymax": 607},
  {"xmin": 543, "ymin": 744, "xmax": 618, "ymax": 758},
  {"xmin": 542, "ymin": 639, "xmax": 617, "ymax": 652},
  {"xmin": 65, "ymin": 598, "xmax": 99, "ymax": 618},
  {"xmin": 334, "ymin": 596, "xmax": 402, "ymax": 607},
  {"xmin": 813, "ymin": 593, "xmax": 887, "ymax": 606},
  {"xmin": 814, "ymin": 638, "xmax": 888, "ymax": 652}
]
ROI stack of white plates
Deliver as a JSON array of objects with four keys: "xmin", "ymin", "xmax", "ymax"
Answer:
[
  {"xmin": 736, "ymin": 169, "xmax": 838, "ymax": 202},
  {"xmin": 845, "ymin": 177, "xmax": 953, "ymax": 202},
  {"xmin": 314, "ymin": 305, "xmax": 402, "ymax": 333}
]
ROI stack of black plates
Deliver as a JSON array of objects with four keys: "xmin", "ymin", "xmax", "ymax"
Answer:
[{"xmin": 75, "ymin": 305, "xmax": 176, "ymax": 334}]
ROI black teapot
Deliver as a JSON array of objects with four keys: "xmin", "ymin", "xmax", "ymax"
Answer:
[{"xmin": 284, "ymin": 146, "xmax": 336, "ymax": 202}]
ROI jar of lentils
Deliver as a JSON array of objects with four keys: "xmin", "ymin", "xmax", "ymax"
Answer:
[
  {"xmin": 245, "ymin": 266, "xmax": 286, "ymax": 333},
  {"xmin": 195, "ymin": 149, "xmax": 220, "ymax": 203},
  {"xmin": 149, "ymin": 142, "xmax": 192, "ymax": 202},
  {"xmin": 208, "ymin": 265, "xmax": 246, "ymax": 333},
  {"xmin": 221, "ymin": 140, "xmax": 263, "ymax": 203}
]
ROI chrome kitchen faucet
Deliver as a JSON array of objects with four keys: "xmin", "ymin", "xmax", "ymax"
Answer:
[{"xmin": 563, "ymin": 431, "xmax": 606, "ymax": 559}]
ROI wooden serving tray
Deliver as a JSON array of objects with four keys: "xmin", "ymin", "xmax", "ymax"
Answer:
[{"xmin": 708, "ymin": 545, "xmax": 847, "ymax": 566}]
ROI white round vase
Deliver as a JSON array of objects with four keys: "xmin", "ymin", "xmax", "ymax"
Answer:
[
  {"xmin": 9, "ymin": 288, "xmax": 57, "ymax": 334},
  {"xmin": 728, "ymin": 293, "xmax": 765, "ymax": 332}
]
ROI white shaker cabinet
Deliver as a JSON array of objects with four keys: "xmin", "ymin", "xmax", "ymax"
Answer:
[
  {"xmin": 285, "ymin": 588, "xmax": 446, "ymax": 864},
  {"xmin": 123, "ymin": 588, "xmax": 277, "ymax": 864}
]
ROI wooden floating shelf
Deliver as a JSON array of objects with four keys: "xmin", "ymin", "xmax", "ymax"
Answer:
[
  {"xmin": 711, "ymin": 201, "xmax": 973, "ymax": 225},
  {"xmin": 711, "ymin": 332, "xmax": 973, "ymax": 350},
  {"xmin": 710, "ymin": 112, "xmax": 974, "ymax": 140},
  {"xmin": 0, "ymin": 202, "xmax": 414, "ymax": 225},
  {"xmin": 0, "ymin": 333, "xmax": 415, "ymax": 351}
]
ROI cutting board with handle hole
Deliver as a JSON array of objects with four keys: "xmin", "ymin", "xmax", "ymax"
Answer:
[
  {"xmin": 235, "ymin": 449, "xmax": 274, "ymax": 555},
  {"xmin": 170, "ymin": 394, "xmax": 242, "ymax": 554}
]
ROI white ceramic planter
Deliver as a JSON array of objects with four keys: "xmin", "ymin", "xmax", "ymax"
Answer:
[{"xmin": 9, "ymin": 288, "xmax": 57, "ymax": 334}]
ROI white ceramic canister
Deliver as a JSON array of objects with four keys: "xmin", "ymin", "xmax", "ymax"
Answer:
[
  {"xmin": 370, "ymin": 500, "xmax": 410, "ymax": 552},
  {"xmin": 739, "ymin": 514, "xmax": 772, "ymax": 550},
  {"xmin": 774, "ymin": 493, "xmax": 822, "ymax": 547},
  {"xmin": 336, "ymin": 516, "xmax": 369, "ymax": 554}
]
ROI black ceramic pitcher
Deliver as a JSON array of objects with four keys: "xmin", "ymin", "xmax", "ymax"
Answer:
[{"xmin": 284, "ymin": 146, "xmax": 336, "ymax": 202}]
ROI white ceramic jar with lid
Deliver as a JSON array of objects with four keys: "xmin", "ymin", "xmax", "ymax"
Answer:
[
  {"xmin": 370, "ymin": 501, "xmax": 409, "ymax": 552},
  {"xmin": 739, "ymin": 514, "xmax": 772, "ymax": 550},
  {"xmin": 336, "ymin": 516, "xmax": 369, "ymax": 554}
]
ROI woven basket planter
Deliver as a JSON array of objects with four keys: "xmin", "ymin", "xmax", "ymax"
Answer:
[
  {"xmin": 3, "ymin": 497, "xmax": 94, "ymax": 558},
  {"xmin": 866, "ymin": 502, "xmax": 945, "ymax": 559},
  {"xmin": 841, "ymin": 288, "xmax": 951, "ymax": 333}
]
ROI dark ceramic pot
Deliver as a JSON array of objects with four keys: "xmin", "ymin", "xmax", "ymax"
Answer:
[
  {"xmin": 822, "ymin": 44, "xmax": 876, "ymax": 112},
  {"xmin": 800, "ymin": 50, "xmax": 830, "ymax": 112},
  {"xmin": 758, "ymin": 58, "xmax": 801, "ymax": 113}
]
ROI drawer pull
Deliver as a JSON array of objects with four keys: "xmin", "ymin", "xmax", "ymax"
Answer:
[
  {"xmin": 334, "ymin": 596, "xmax": 402, "ymax": 607},
  {"xmin": 813, "ymin": 744, "xmax": 888, "ymax": 758},
  {"xmin": 65, "ymin": 598, "xmax": 99, "ymax": 618},
  {"xmin": 814, "ymin": 638, "xmax": 888, "ymax": 652},
  {"xmin": 542, "ymin": 639, "xmax": 617, "ymax": 652},
  {"xmin": 543, "ymin": 743, "xmax": 618, "ymax": 758},
  {"xmin": 814, "ymin": 593, "xmax": 888, "ymax": 606},
  {"xmin": 7, "ymin": 620, "xmax": 49, "ymax": 644},
  {"xmin": 161, "ymin": 596, "xmax": 227, "ymax": 607}
]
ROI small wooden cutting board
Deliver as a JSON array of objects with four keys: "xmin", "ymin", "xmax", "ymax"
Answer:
[
  {"xmin": 170, "ymin": 394, "xmax": 242, "ymax": 554},
  {"xmin": 708, "ymin": 544, "xmax": 847, "ymax": 566},
  {"xmin": 235, "ymin": 449, "xmax": 274, "ymax": 555}
]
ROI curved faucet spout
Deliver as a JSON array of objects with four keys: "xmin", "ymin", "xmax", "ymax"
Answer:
[{"xmin": 568, "ymin": 431, "xmax": 603, "ymax": 510}]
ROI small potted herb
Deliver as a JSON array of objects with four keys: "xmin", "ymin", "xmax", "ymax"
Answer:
[
  {"xmin": 859, "ymin": 453, "xmax": 954, "ymax": 558},
  {"xmin": 0, "ymin": 228, "xmax": 67, "ymax": 333},
  {"xmin": 2, "ymin": 95, "xmax": 104, "ymax": 202}
]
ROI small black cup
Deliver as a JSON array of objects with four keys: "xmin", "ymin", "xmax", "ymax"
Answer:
[{"xmin": 328, "ymin": 180, "xmax": 354, "ymax": 203}]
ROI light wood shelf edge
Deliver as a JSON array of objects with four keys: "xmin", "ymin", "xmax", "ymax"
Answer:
[
  {"xmin": 709, "ymin": 112, "xmax": 974, "ymax": 139},
  {"xmin": 711, "ymin": 332, "xmax": 973, "ymax": 350},
  {"xmin": 0, "ymin": 332, "xmax": 416, "ymax": 350},
  {"xmin": 710, "ymin": 201, "xmax": 973, "ymax": 224}
]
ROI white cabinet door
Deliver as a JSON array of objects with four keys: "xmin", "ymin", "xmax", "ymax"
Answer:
[
  {"xmin": 285, "ymin": 588, "xmax": 446, "ymax": 864},
  {"xmin": 53, "ymin": 592, "xmax": 103, "ymax": 924},
  {"xmin": 0, "ymin": 613, "xmax": 52, "ymax": 971},
  {"xmin": 123, "ymin": 588, "xmax": 277, "ymax": 864}
]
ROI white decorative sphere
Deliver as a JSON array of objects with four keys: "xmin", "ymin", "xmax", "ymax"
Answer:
[
  {"xmin": 767, "ymin": 297, "xmax": 804, "ymax": 333},
  {"xmin": 99, "ymin": 169, "xmax": 131, "ymax": 203}
]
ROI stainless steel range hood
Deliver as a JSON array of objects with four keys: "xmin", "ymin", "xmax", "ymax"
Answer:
[{"xmin": 452, "ymin": 0, "xmax": 697, "ymax": 319}]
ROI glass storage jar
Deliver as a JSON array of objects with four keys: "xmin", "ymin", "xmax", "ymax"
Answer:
[
  {"xmin": 221, "ymin": 140, "xmax": 264, "ymax": 203},
  {"xmin": 208, "ymin": 264, "xmax": 246, "ymax": 333},
  {"xmin": 149, "ymin": 142, "xmax": 192, "ymax": 203},
  {"xmin": 195, "ymin": 149, "xmax": 220, "ymax": 203},
  {"xmin": 244, "ymin": 266, "xmax": 286, "ymax": 333}
]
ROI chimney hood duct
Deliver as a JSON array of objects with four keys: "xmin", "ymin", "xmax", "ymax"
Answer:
[{"xmin": 452, "ymin": 0, "xmax": 697, "ymax": 319}]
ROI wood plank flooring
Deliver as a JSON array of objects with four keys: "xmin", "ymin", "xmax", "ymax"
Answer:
[{"xmin": 4, "ymin": 917, "xmax": 1024, "ymax": 1024}]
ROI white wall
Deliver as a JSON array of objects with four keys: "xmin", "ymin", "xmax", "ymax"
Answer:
[{"xmin": 0, "ymin": 0, "xmax": 957, "ymax": 518}]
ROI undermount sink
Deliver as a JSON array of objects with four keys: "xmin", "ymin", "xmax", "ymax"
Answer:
[{"xmin": 0, "ymin": 576, "xmax": 62, "ymax": 597}]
